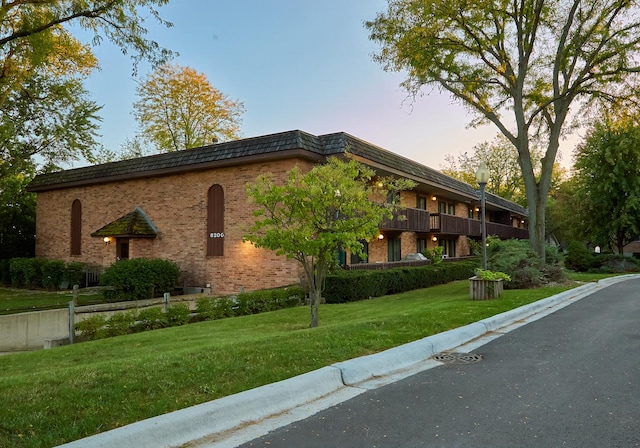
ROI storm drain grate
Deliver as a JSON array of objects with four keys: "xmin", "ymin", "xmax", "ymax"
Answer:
[{"xmin": 432, "ymin": 352, "xmax": 483, "ymax": 364}]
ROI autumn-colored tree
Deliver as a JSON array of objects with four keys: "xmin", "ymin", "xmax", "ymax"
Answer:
[
  {"xmin": 367, "ymin": 0, "xmax": 640, "ymax": 259},
  {"xmin": 245, "ymin": 157, "xmax": 414, "ymax": 328},
  {"xmin": 133, "ymin": 64, "xmax": 244, "ymax": 152}
]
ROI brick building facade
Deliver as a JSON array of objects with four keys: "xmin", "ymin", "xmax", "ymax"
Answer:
[{"xmin": 28, "ymin": 130, "xmax": 528, "ymax": 295}]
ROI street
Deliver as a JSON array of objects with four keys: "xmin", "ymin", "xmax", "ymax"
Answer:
[{"xmin": 239, "ymin": 278, "xmax": 640, "ymax": 448}]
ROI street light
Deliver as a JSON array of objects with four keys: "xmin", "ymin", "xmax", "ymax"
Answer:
[{"xmin": 475, "ymin": 163, "xmax": 490, "ymax": 270}]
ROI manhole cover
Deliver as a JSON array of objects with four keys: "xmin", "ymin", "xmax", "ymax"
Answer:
[{"xmin": 432, "ymin": 352, "xmax": 483, "ymax": 364}]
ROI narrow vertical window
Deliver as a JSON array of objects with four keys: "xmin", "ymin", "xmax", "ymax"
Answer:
[
  {"xmin": 207, "ymin": 184, "xmax": 224, "ymax": 256},
  {"xmin": 70, "ymin": 199, "xmax": 82, "ymax": 255},
  {"xmin": 388, "ymin": 236, "xmax": 401, "ymax": 261}
]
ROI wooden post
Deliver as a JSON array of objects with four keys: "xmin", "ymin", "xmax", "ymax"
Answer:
[
  {"xmin": 164, "ymin": 292, "xmax": 170, "ymax": 312},
  {"xmin": 68, "ymin": 284, "xmax": 79, "ymax": 344}
]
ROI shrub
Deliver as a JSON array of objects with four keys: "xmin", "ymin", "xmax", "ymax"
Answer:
[
  {"xmin": 75, "ymin": 315, "xmax": 107, "ymax": 341},
  {"xmin": 9, "ymin": 258, "xmax": 44, "ymax": 288},
  {"xmin": 64, "ymin": 262, "xmax": 86, "ymax": 288},
  {"xmin": 166, "ymin": 303, "xmax": 191, "ymax": 326},
  {"xmin": 564, "ymin": 241, "xmax": 594, "ymax": 272},
  {"xmin": 0, "ymin": 259, "xmax": 10, "ymax": 286},
  {"xmin": 135, "ymin": 308, "xmax": 166, "ymax": 331},
  {"xmin": 103, "ymin": 311, "xmax": 138, "ymax": 337},
  {"xmin": 100, "ymin": 258, "xmax": 180, "ymax": 301},
  {"xmin": 422, "ymin": 246, "xmax": 443, "ymax": 265},
  {"xmin": 485, "ymin": 239, "xmax": 566, "ymax": 289},
  {"xmin": 41, "ymin": 260, "xmax": 65, "ymax": 291}
]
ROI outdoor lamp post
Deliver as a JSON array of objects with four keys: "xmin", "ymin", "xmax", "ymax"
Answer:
[{"xmin": 475, "ymin": 163, "xmax": 490, "ymax": 270}]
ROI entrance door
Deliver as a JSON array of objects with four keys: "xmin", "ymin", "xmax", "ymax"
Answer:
[{"xmin": 116, "ymin": 238, "xmax": 130, "ymax": 260}]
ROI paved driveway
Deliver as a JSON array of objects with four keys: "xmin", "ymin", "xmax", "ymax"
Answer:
[{"xmin": 239, "ymin": 278, "xmax": 640, "ymax": 448}]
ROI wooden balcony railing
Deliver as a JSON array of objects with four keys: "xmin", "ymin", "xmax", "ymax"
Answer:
[
  {"xmin": 430, "ymin": 213, "xmax": 529, "ymax": 240},
  {"xmin": 380, "ymin": 207, "xmax": 430, "ymax": 232},
  {"xmin": 429, "ymin": 213, "xmax": 471, "ymax": 235},
  {"xmin": 486, "ymin": 222, "xmax": 529, "ymax": 240}
]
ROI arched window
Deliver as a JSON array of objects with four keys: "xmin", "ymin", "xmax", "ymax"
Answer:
[
  {"xmin": 70, "ymin": 199, "xmax": 82, "ymax": 255},
  {"xmin": 207, "ymin": 184, "xmax": 224, "ymax": 256}
]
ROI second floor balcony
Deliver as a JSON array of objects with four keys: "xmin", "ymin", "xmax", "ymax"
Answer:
[{"xmin": 379, "ymin": 207, "xmax": 430, "ymax": 232}]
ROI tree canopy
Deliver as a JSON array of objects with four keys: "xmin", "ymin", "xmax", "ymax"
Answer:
[
  {"xmin": 573, "ymin": 114, "xmax": 640, "ymax": 253},
  {"xmin": 245, "ymin": 157, "xmax": 414, "ymax": 327},
  {"xmin": 133, "ymin": 63, "xmax": 244, "ymax": 151},
  {"xmin": 367, "ymin": 0, "xmax": 640, "ymax": 259}
]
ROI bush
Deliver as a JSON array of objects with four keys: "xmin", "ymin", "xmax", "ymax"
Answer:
[
  {"xmin": 564, "ymin": 241, "xmax": 594, "ymax": 272},
  {"xmin": 166, "ymin": 303, "xmax": 191, "ymax": 326},
  {"xmin": 100, "ymin": 258, "xmax": 180, "ymax": 301},
  {"xmin": 9, "ymin": 258, "xmax": 43, "ymax": 288},
  {"xmin": 196, "ymin": 286, "xmax": 303, "ymax": 321},
  {"xmin": 486, "ymin": 238, "xmax": 566, "ymax": 289},
  {"xmin": 134, "ymin": 308, "xmax": 166, "ymax": 331},
  {"xmin": 41, "ymin": 260, "xmax": 65, "ymax": 291},
  {"xmin": 75, "ymin": 315, "xmax": 107, "ymax": 341},
  {"xmin": 0, "ymin": 259, "xmax": 10, "ymax": 286},
  {"xmin": 64, "ymin": 262, "xmax": 86, "ymax": 287},
  {"xmin": 324, "ymin": 260, "xmax": 478, "ymax": 303},
  {"xmin": 103, "ymin": 311, "xmax": 138, "ymax": 337}
]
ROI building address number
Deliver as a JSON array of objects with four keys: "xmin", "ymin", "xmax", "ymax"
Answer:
[{"xmin": 209, "ymin": 232, "xmax": 225, "ymax": 238}]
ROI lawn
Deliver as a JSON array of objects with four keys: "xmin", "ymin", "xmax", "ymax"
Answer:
[
  {"xmin": 0, "ymin": 288, "xmax": 109, "ymax": 315},
  {"xmin": 0, "ymin": 279, "xmax": 588, "ymax": 448}
]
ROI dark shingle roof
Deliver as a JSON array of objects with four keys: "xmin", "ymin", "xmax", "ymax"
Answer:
[
  {"xmin": 29, "ymin": 129, "xmax": 527, "ymax": 216},
  {"xmin": 90, "ymin": 207, "xmax": 158, "ymax": 238}
]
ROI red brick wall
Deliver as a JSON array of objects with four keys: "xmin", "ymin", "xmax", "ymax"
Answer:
[{"xmin": 35, "ymin": 159, "xmax": 314, "ymax": 295}]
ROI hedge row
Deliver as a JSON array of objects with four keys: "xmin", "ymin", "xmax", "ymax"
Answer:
[
  {"xmin": 75, "ymin": 304, "xmax": 192, "ymax": 341},
  {"xmin": 196, "ymin": 286, "xmax": 304, "ymax": 320},
  {"xmin": 76, "ymin": 285, "xmax": 305, "ymax": 341},
  {"xmin": 324, "ymin": 260, "xmax": 478, "ymax": 303},
  {"xmin": 5, "ymin": 258, "xmax": 85, "ymax": 289}
]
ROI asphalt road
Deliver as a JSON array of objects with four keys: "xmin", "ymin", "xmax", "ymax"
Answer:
[{"xmin": 238, "ymin": 278, "xmax": 640, "ymax": 448}]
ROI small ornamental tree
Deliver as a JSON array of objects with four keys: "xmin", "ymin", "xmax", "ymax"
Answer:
[{"xmin": 245, "ymin": 157, "xmax": 415, "ymax": 327}]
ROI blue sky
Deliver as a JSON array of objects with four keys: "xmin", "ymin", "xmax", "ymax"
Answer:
[{"xmin": 81, "ymin": 0, "xmax": 515, "ymax": 170}]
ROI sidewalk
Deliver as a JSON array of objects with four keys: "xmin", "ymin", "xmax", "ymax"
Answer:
[{"xmin": 56, "ymin": 275, "xmax": 637, "ymax": 448}]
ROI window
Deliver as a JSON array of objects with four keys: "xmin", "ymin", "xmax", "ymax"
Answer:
[
  {"xmin": 350, "ymin": 240, "xmax": 369, "ymax": 264},
  {"xmin": 70, "ymin": 199, "xmax": 82, "ymax": 255},
  {"xmin": 387, "ymin": 190, "xmax": 400, "ymax": 204},
  {"xmin": 438, "ymin": 201, "xmax": 455, "ymax": 215},
  {"xmin": 388, "ymin": 236, "xmax": 401, "ymax": 261},
  {"xmin": 416, "ymin": 238, "xmax": 427, "ymax": 254},
  {"xmin": 207, "ymin": 184, "xmax": 225, "ymax": 256},
  {"xmin": 468, "ymin": 208, "xmax": 475, "ymax": 219},
  {"xmin": 439, "ymin": 239, "xmax": 456, "ymax": 258},
  {"xmin": 416, "ymin": 196, "xmax": 427, "ymax": 210}
]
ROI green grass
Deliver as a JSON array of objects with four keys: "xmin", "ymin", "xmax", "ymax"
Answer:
[
  {"xmin": 565, "ymin": 270, "xmax": 625, "ymax": 282},
  {"xmin": 0, "ymin": 280, "xmax": 580, "ymax": 448},
  {"xmin": 0, "ymin": 288, "xmax": 112, "ymax": 315}
]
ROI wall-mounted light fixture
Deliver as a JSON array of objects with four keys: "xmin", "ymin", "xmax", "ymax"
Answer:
[
  {"xmin": 475, "ymin": 207, "xmax": 480, "ymax": 212},
  {"xmin": 432, "ymin": 236, "xmax": 438, "ymax": 242},
  {"xmin": 103, "ymin": 236, "xmax": 111, "ymax": 245},
  {"xmin": 431, "ymin": 195, "xmax": 437, "ymax": 202},
  {"xmin": 378, "ymin": 233, "xmax": 385, "ymax": 240}
]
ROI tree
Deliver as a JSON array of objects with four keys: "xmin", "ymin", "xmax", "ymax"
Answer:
[
  {"xmin": 573, "ymin": 115, "xmax": 640, "ymax": 253},
  {"xmin": 0, "ymin": 170, "xmax": 36, "ymax": 259},
  {"xmin": 367, "ymin": 0, "xmax": 640, "ymax": 259},
  {"xmin": 0, "ymin": 0, "xmax": 174, "ymax": 171},
  {"xmin": 245, "ymin": 157, "xmax": 414, "ymax": 328},
  {"xmin": 442, "ymin": 135, "xmax": 536, "ymax": 205},
  {"xmin": 133, "ymin": 64, "xmax": 244, "ymax": 151}
]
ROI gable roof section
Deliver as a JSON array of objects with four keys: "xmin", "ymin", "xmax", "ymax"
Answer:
[
  {"xmin": 91, "ymin": 207, "xmax": 158, "ymax": 238},
  {"xmin": 29, "ymin": 129, "xmax": 527, "ymax": 216}
]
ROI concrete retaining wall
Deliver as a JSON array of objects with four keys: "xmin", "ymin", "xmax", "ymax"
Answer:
[{"xmin": 0, "ymin": 309, "xmax": 69, "ymax": 351}]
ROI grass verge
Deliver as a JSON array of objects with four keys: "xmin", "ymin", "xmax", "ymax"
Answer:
[
  {"xmin": 0, "ymin": 288, "xmax": 109, "ymax": 315},
  {"xmin": 0, "ymin": 280, "xmax": 583, "ymax": 447}
]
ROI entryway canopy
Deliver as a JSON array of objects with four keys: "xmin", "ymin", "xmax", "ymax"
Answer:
[{"xmin": 91, "ymin": 206, "xmax": 158, "ymax": 238}]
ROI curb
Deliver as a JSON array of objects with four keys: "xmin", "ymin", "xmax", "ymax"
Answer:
[{"xmin": 56, "ymin": 275, "xmax": 639, "ymax": 448}]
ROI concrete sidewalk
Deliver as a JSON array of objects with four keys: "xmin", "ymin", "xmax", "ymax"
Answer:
[{"xmin": 56, "ymin": 275, "xmax": 637, "ymax": 448}]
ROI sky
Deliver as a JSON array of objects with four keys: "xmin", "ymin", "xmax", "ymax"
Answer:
[{"xmin": 80, "ymin": 0, "xmax": 571, "ymax": 171}]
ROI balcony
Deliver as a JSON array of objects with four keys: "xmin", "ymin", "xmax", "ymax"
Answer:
[
  {"xmin": 379, "ymin": 207, "xmax": 430, "ymax": 232},
  {"xmin": 486, "ymin": 222, "xmax": 529, "ymax": 240},
  {"xmin": 430, "ymin": 213, "xmax": 529, "ymax": 240},
  {"xmin": 429, "ymin": 213, "xmax": 472, "ymax": 235}
]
